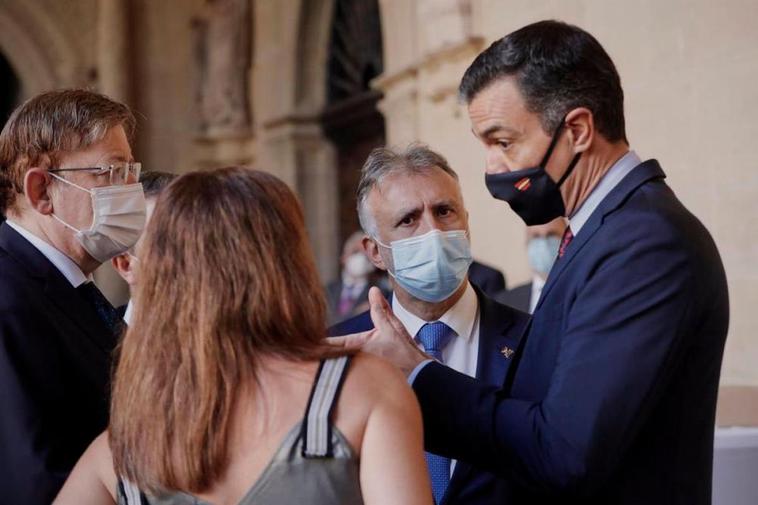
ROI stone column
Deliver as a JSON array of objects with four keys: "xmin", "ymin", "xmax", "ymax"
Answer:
[
  {"xmin": 94, "ymin": 0, "xmax": 134, "ymax": 304},
  {"xmin": 97, "ymin": 0, "xmax": 131, "ymax": 102}
]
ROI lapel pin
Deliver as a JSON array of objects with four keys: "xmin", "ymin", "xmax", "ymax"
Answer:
[{"xmin": 500, "ymin": 346, "xmax": 515, "ymax": 359}]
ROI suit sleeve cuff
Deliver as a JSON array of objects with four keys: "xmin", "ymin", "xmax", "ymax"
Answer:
[{"xmin": 407, "ymin": 359, "xmax": 434, "ymax": 385}]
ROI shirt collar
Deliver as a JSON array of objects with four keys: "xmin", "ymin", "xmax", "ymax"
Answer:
[
  {"xmin": 123, "ymin": 299, "xmax": 134, "ymax": 325},
  {"xmin": 569, "ymin": 150, "xmax": 641, "ymax": 235},
  {"xmin": 6, "ymin": 220, "xmax": 89, "ymax": 288},
  {"xmin": 392, "ymin": 281, "xmax": 479, "ymax": 342},
  {"xmin": 532, "ymin": 274, "xmax": 546, "ymax": 291}
]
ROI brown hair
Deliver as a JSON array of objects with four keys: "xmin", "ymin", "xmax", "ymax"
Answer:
[
  {"xmin": 110, "ymin": 166, "xmax": 334, "ymax": 493},
  {"xmin": 0, "ymin": 88, "xmax": 135, "ymax": 215}
]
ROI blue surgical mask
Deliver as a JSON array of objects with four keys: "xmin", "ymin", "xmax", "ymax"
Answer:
[
  {"xmin": 527, "ymin": 235, "xmax": 561, "ymax": 276},
  {"xmin": 374, "ymin": 229, "xmax": 473, "ymax": 303}
]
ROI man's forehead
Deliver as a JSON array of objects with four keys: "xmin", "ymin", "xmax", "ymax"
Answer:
[
  {"xmin": 367, "ymin": 169, "xmax": 462, "ymax": 213},
  {"xmin": 373, "ymin": 169, "xmax": 458, "ymax": 195},
  {"xmin": 467, "ymin": 77, "xmax": 532, "ymax": 134}
]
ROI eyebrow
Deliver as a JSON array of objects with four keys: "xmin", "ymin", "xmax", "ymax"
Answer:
[
  {"xmin": 392, "ymin": 206, "xmax": 422, "ymax": 227},
  {"xmin": 474, "ymin": 124, "xmax": 520, "ymax": 139},
  {"xmin": 391, "ymin": 199, "xmax": 459, "ymax": 226},
  {"xmin": 102, "ymin": 151, "xmax": 131, "ymax": 163}
]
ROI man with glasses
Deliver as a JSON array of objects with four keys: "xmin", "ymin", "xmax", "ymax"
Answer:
[{"xmin": 0, "ymin": 89, "xmax": 145, "ymax": 503}]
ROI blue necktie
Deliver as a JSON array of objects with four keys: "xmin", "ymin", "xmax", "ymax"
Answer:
[
  {"xmin": 416, "ymin": 322, "xmax": 455, "ymax": 504},
  {"xmin": 77, "ymin": 282, "xmax": 120, "ymax": 333}
]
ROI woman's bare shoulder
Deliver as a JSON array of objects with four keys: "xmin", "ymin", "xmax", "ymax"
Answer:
[{"xmin": 341, "ymin": 352, "xmax": 417, "ymax": 408}]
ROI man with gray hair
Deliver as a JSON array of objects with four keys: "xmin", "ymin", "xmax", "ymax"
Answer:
[
  {"xmin": 331, "ymin": 143, "xmax": 529, "ymax": 505},
  {"xmin": 0, "ymin": 89, "xmax": 145, "ymax": 503}
]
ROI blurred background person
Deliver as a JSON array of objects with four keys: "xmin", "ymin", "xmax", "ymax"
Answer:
[
  {"xmin": 0, "ymin": 89, "xmax": 143, "ymax": 503},
  {"xmin": 326, "ymin": 230, "xmax": 390, "ymax": 325},
  {"xmin": 467, "ymin": 260, "xmax": 506, "ymax": 298},
  {"xmin": 496, "ymin": 217, "xmax": 566, "ymax": 313},
  {"xmin": 111, "ymin": 171, "xmax": 176, "ymax": 323},
  {"xmin": 55, "ymin": 166, "xmax": 432, "ymax": 505}
]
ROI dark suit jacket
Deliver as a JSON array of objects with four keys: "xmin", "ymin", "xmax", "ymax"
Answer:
[
  {"xmin": 330, "ymin": 287, "xmax": 531, "ymax": 505},
  {"xmin": 468, "ymin": 260, "xmax": 506, "ymax": 297},
  {"xmin": 496, "ymin": 282, "xmax": 532, "ymax": 313},
  {"xmin": 0, "ymin": 223, "xmax": 118, "ymax": 503},
  {"xmin": 411, "ymin": 160, "xmax": 729, "ymax": 504}
]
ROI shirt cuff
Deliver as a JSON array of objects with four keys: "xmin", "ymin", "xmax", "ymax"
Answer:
[{"xmin": 407, "ymin": 359, "xmax": 434, "ymax": 385}]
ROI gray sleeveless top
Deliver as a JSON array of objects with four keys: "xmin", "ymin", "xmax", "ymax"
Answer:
[{"xmin": 118, "ymin": 356, "xmax": 364, "ymax": 505}]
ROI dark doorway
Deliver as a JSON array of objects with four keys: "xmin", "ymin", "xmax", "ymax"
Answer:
[
  {"xmin": 321, "ymin": 0, "xmax": 385, "ymax": 247},
  {"xmin": 0, "ymin": 52, "xmax": 20, "ymax": 129},
  {"xmin": 0, "ymin": 52, "xmax": 20, "ymax": 222}
]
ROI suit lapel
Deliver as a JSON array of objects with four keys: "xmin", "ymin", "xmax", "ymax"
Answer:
[
  {"xmin": 0, "ymin": 223, "xmax": 116, "ymax": 354},
  {"xmin": 44, "ymin": 273, "xmax": 116, "ymax": 353},
  {"xmin": 534, "ymin": 160, "xmax": 666, "ymax": 313},
  {"xmin": 443, "ymin": 289, "xmax": 526, "ymax": 503}
]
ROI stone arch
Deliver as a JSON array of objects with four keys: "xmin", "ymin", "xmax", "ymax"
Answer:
[
  {"xmin": 0, "ymin": 2, "xmax": 80, "ymax": 98},
  {"xmin": 294, "ymin": 0, "xmax": 335, "ymax": 115}
]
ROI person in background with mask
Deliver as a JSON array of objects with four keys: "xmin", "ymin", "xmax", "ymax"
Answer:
[
  {"xmin": 330, "ymin": 144, "xmax": 529, "ymax": 505},
  {"xmin": 111, "ymin": 171, "xmax": 176, "ymax": 324},
  {"xmin": 496, "ymin": 217, "xmax": 566, "ymax": 313},
  {"xmin": 326, "ymin": 230, "xmax": 391, "ymax": 325},
  {"xmin": 0, "ymin": 89, "xmax": 145, "ymax": 504}
]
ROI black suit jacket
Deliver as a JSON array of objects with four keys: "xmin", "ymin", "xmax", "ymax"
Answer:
[
  {"xmin": 330, "ymin": 287, "xmax": 531, "ymax": 505},
  {"xmin": 412, "ymin": 160, "xmax": 729, "ymax": 504},
  {"xmin": 495, "ymin": 282, "xmax": 532, "ymax": 313},
  {"xmin": 0, "ymin": 223, "xmax": 118, "ymax": 503}
]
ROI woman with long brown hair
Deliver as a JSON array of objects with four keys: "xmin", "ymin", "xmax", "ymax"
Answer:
[{"xmin": 55, "ymin": 167, "xmax": 431, "ymax": 504}]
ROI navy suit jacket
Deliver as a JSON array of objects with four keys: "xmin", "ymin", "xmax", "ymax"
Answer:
[
  {"xmin": 0, "ymin": 223, "xmax": 118, "ymax": 503},
  {"xmin": 468, "ymin": 260, "xmax": 506, "ymax": 298},
  {"xmin": 330, "ymin": 287, "xmax": 530, "ymax": 505},
  {"xmin": 411, "ymin": 160, "xmax": 729, "ymax": 504}
]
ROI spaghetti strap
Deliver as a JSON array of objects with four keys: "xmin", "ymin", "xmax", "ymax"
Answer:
[
  {"xmin": 301, "ymin": 355, "xmax": 352, "ymax": 458},
  {"xmin": 118, "ymin": 479, "xmax": 147, "ymax": 505}
]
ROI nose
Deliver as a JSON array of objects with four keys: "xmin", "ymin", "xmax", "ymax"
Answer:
[
  {"xmin": 485, "ymin": 146, "xmax": 509, "ymax": 174},
  {"xmin": 415, "ymin": 210, "xmax": 439, "ymax": 236},
  {"xmin": 126, "ymin": 171, "xmax": 138, "ymax": 184}
]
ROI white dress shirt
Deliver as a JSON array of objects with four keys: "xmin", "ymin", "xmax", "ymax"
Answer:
[
  {"xmin": 123, "ymin": 299, "xmax": 134, "ymax": 325},
  {"xmin": 394, "ymin": 281, "xmax": 480, "ymax": 475},
  {"xmin": 393, "ymin": 281, "xmax": 480, "ymax": 379},
  {"xmin": 568, "ymin": 150, "xmax": 641, "ymax": 235},
  {"xmin": 6, "ymin": 220, "xmax": 89, "ymax": 287},
  {"xmin": 529, "ymin": 275, "xmax": 546, "ymax": 314}
]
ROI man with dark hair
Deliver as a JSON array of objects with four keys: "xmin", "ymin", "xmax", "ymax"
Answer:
[
  {"xmin": 0, "ymin": 89, "xmax": 145, "ymax": 503},
  {"xmin": 333, "ymin": 20, "xmax": 728, "ymax": 504},
  {"xmin": 111, "ymin": 170, "xmax": 176, "ymax": 323}
]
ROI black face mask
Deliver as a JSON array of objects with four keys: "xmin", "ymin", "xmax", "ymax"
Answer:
[{"xmin": 484, "ymin": 122, "xmax": 581, "ymax": 225}]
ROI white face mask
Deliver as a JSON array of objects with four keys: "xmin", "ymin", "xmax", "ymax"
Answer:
[
  {"xmin": 50, "ymin": 174, "xmax": 147, "ymax": 262},
  {"xmin": 344, "ymin": 252, "xmax": 374, "ymax": 280},
  {"xmin": 374, "ymin": 229, "xmax": 473, "ymax": 303}
]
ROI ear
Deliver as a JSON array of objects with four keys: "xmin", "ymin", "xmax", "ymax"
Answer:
[
  {"xmin": 362, "ymin": 235, "xmax": 388, "ymax": 271},
  {"xmin": 112, "ymin": 254, "xmax": 136, "ymax": 285},
  {"xmin": 23, "ymin": 168, "xmax": 54, "ymax": 215},
  {"xmin": 564, "ymin": 107, "xmax": 594, "ymax": 154}
]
